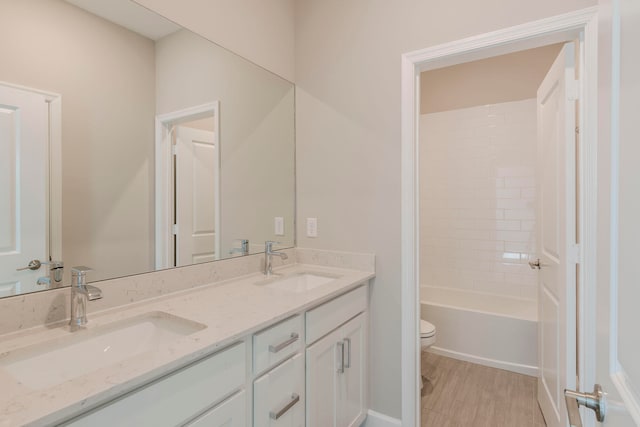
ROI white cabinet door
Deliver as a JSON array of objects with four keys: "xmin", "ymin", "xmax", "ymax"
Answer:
[
  {"xmin": 306, "ymin": 328, "xmax": 341, "ymax": 427},
  {"xmin": 338, "ymin": 313, "xmax": 367, "ymax": 427},
  {"xmin": 186, "ymin": 390, "xmax": 246, "ymax": 427},
  {"xmin": 254, "ymin": 353, "xmax": 305, "ymax": 427},
  {"xmin": 307, "ymin": 313, "xmax": 368, "ymax": 427}
]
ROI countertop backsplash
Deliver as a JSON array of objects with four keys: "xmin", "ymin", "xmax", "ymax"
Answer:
[{"xmin": 0, "ymin": 248, "xmax": 374, "ymax": 336}]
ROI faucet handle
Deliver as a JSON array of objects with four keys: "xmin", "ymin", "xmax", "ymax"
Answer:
[
  {"xmin": 265, "ymin": 241, "xmax": 281, "ymax": 251},
  {"xmin": 41, "ymin": 260, "xmax": 64, "ymax": 270},
  {"xmin": 71, "ymin": 266, "xmax": 93, "ymax": 275}
]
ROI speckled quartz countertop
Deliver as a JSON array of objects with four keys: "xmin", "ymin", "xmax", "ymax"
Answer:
[{"xmin": 0, "ymin": 263, "xmax": 374, "ymax": 427}]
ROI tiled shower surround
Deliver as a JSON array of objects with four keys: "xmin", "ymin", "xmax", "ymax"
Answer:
[{"xmin": 420, "ymin": 99, "xmax": 538, "ymax": 301}]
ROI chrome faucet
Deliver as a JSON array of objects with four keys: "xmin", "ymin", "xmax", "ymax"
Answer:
[
  {"xmin": 69, "ymin": 266, "xmax": 102, "ymax": 327},
  {"xmin": 264, "ymin": 241, "xmax": 288, "ymax": 276},
  {"xmin": 229, "ymin": 239, "xmax": 250, "ymax": 256}
]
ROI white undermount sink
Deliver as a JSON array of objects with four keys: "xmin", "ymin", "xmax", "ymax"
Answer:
[
  {"xmin": 256, "ymin": 272, "xmax": 341, "ymax": 293},
  {"xmin": 0, "ymin": 311, "xmax": 206, "ymax": 390}
]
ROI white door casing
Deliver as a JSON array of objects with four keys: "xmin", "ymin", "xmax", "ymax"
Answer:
[
  {"xmin": 0, "ymin": 84, "xmax": 49, "ymax": 296},
  {"xmin": 155, "ymin": 102, "xmax": 220, "ymax": 269},
  {"xmin": 400, "ymin": 8, "xmax": 599, "ymax": 427},
  {"xmin": 536, "ymin": 42, "xmax": 578, "ymax": 427},
  {"xmin": 175, "ymin": 125, "xmax": 220, "ymax": 266}
]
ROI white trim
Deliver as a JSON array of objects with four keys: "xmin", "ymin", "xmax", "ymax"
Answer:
[
  {"xmin": 427, "ymin": 347, "xmax": 539, "ymax": 377},
  {"xmin": 48, "ymin": 97, "xmax": 62, "ymax": 263},
  {"xmin": 155, "ymin": 102, "xmax": 221, "ymax": 268},
  {"xmin": 363, "ymin": 410, "xmax": 402, "ymax": 427},
  {"xmin": 400, "ymin": 7, "xmax": 599, "ymax": 427}
]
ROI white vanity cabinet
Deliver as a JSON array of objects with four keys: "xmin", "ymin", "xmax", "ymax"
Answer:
[
  {"xmin": 54, "ymin": 283, "xmax": 369, "ymax": 427},
  {"xmin": 305, "ymin": 286, "xmax": 368, "ymax": 427}
]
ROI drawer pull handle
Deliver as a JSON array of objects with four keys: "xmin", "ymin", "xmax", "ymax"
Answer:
[
  {"xmin": 344, "ymin": 338, "xmax": 351, "ymax": 368},
  {"xmin": 269, "ymin": 393, "xmax": 300, "ymax": 420},
  {"xmin": 269, "ymin": 332, "xmax": 299, "ymax": 353},
  {"xmin": 337, "ymin": 341, "xmax": 345, "ymax": 373}
]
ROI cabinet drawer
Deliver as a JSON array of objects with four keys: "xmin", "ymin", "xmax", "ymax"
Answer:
[
  {"xmin": 306, "ymin": 285, "xmax": 367, "ymax": 344},
  {"xmin": 253, "ymin": 315, "xmax": 303, "ymax": 375},
  {"xmin": 63, "ymin": 342, "xmax": 246, "ymax": 427},
  {"xmin": 185, "ymin": 390, "xmax": 246, "ymax": 427},
  {"xmin": 254, "ymin": 353, "xmax": 305, "ymax": 427}
]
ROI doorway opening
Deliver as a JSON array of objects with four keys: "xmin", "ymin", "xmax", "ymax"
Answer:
[
  {"xmin": 400, "ymin": 7, "xmax": 598, "ymax": 427},
  {"xmin": 418, "ymin": 41, "xmax": 575, "ymax": 427},
  {"xmin": 155, "ymin": 102, "xmax": 221, "ymax": 269}
]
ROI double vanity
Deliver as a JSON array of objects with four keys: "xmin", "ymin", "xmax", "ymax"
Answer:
[{"xmin": 0, "ymin": 250, "xmax": 374, "ymax": 427}]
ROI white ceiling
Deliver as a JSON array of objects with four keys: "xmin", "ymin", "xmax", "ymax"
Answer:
[{"xmin": 65, "ymin": 0, "xmax": 180, "ymax": 41}]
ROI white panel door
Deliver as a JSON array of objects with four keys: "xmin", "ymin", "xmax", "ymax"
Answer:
[
  {"xmin": 175, "ymin": 125, "xmax": 220, "ymax": 266},
  {"xmin": 536, "ymin": 42, "xmax": 577, "ymax": 427},
  {"xmin": 0, "ymin": 84, "xmax": 49, "ymax": 297},
  {"xmin": 591, "ymin": 0, "xmax": 640, "ymax": 424}
]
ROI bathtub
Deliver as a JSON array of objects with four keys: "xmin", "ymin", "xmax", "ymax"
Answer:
[{"xmin": 420, "ymin": 286, "xmax": 538, "ymax": 376}]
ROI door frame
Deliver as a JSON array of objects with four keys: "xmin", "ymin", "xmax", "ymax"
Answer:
[
  {"xmin": 155, "ymin": 102, "xmax": 221, "ymax": 268},
  {"xmin": 400, "ymin": 7, "xmax": 599, "ymax": 426}
]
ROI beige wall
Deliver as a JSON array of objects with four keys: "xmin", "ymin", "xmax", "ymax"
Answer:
[
  {"xmin": 421, "ymin": 44, "xmax": 563, "ymax": 113},
  {"xmin": 135, "ymin": 0, "xmax": 295, "ymax": 82},
  {"xmin": 0, "ymin": 0, "xmax": 156, "ymax": 282},
  {"xmin": 293, "ymin": 0, "xmax": 596, "ymax": 419},
  {"xmin": 155, "ymin": 29, "xmax": 295, "ymax": 256}
]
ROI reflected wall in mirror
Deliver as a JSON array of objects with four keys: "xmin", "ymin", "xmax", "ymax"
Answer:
[{"xmin": 0, "ymin": 0, "xmax": 295, "ymax": 297}]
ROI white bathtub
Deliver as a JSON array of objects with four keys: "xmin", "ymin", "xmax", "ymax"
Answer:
[{"xmin": 420, "ymin": 286, "xmax": 538, "ymax": 376}]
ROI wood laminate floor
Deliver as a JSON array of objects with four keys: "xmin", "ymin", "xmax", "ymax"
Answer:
[{"xmin": 421, "ymin": 352, "xmax": 547, "ymax": 427}]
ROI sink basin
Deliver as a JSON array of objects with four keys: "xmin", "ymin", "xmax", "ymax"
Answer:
[
  {"xmin": 0, "ymin": 311, "xmax": 206, "ymax": 390},
  {"xmin": 256, "ymin": 272, "xmax": 340, "ymax": 293}
]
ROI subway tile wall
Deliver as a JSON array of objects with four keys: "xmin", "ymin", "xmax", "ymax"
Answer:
[{"xmin": 419, "ymin": 99, "xmax": 538, "ymax": 301}]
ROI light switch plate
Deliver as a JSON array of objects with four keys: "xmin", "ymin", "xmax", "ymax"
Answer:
[
  {"xmin": 275, "ymin": 217, "xmax": 284, "ymax": 236},
  {"xmin": 306, "ymin": 218, "xmax": 318, "ymax": 237}
]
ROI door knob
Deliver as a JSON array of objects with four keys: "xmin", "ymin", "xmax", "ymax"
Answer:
[
  {"xmin": 564, "ymin": 384, "xmax": 606, "ymax": 427},
  {"xmin": 16, "ymin": 259, "xmax": 42, "ymax": 271},
  {"xmin": 528, "ymin": 258, "xmax": 542, "ymax": 269}
]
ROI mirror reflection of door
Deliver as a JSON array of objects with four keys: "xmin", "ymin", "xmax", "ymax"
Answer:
[
  {"xmin": 173, "ymin": 116, "xmax": 220, "ymax": 266},
  {"xmin": 0, "ymin": 83, "xmax": 57, "ymax": 296}
]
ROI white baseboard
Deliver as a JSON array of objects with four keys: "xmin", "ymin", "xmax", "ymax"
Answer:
[
  {"xmin": 363, "ymin": 410, "xmax": 402, "ymax": 427},
  {"xmin": 428, "ymin": 347, "xmax": 539, "ymax": 377}
]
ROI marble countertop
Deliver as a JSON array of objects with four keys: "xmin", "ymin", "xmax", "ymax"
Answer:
[{"xmin": 0, "ymin": 263, "xmax": 374, "ymax": 427}]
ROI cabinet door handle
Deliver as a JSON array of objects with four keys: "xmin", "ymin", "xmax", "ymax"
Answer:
[
  {"xmin": 269, "ymin": 332, "xmax": 299, "ymax": 353},
  {"xmin": 269, "ymin": 393, "xmax": 300, "ymax": 420},
  {"xmin": 344, "ymin": 338, "xmax": 351, "ymax": 368},
  {"xmin": 337, "ymin": 341, "xmax": 345, "ymax": 373}
]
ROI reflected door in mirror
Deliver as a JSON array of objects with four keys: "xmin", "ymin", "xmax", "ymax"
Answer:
[
  {"xmin": 175, "ymin": 123, "xmax": 220, "ymax": 266},
  {"xmin": 0, "ymin": 84, "xmax": 49, "ymax": 296}
]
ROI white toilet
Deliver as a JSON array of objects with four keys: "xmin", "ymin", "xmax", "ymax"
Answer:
[
  {"xmin": 420, "ymin": 319, "xmax": 436, "ymax": 389},
  {"xmin": 420, "ymin": 319, "xmax": 436, "ymax": 349}
]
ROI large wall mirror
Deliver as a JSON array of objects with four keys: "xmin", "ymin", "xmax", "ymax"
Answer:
[{"xmin": 0, "ymin": 0, "xmax": 295, "ymax": 297}]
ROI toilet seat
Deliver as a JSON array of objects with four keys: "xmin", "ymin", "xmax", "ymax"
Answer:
[{"xmin": 420, "ymin": 319, "xmax": 436, "ymax": 338}]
